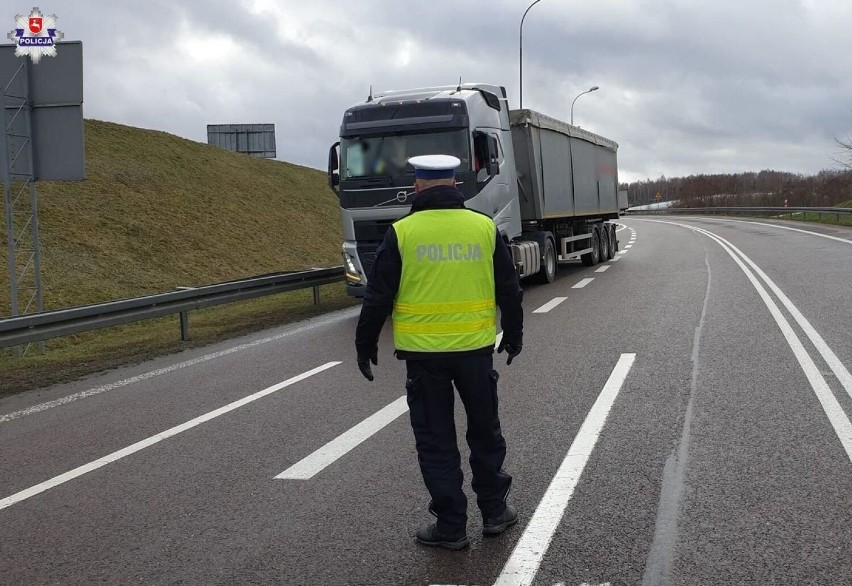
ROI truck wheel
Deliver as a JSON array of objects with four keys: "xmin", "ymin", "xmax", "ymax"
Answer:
[
  {"xmin": 533, "ymin": 237, "xmax": 557, "ymax": 283},
  {"xmin": 599, "ymin": 225, "xmax": 610, "ymax": 261},
  {"xmin": 581, "ymin": 228, "xmax": 600, "ymax": 266},
  {"xmin": 609, "ymin": 224, "xmax": 618, "ymax": 254}
]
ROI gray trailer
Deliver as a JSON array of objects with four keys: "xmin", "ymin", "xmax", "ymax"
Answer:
[
  {"xmin": 506, "ymin": 109, "xmax": 620, "ymax": 282},
  {"xmin": 328, "ymin": 83, "xmax": 621, "ymax": 295},
  {"xmin": 511, "ymin": 110, "xmax": 619, "ymax": 221}
]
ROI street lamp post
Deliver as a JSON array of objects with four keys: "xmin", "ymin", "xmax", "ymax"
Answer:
[
  {"xmin": 519, "ymin": 0, "xmax": 544, "ymax": 109},
  {"xmin": 570, "ymin": 85, "xmax": 599, "ymax": 125}
]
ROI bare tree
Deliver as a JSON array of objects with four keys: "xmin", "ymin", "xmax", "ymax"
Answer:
[{"xmin": 835, "ymin": 136, "xmax": 852, "ymax": 169}]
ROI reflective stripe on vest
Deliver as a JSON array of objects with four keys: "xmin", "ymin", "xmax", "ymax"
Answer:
[{"xmin": 392, "ymin": 209, "xmax": 497, "ymax": 352}]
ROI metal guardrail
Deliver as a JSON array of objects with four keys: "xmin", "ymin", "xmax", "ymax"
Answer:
[
  {"xmin": 630, "ymin": 206, "xmax": 852, "ymax": 220},
  {"xmin": 0, "ymin": 266, "xmax": 344, "ymax": 349}
]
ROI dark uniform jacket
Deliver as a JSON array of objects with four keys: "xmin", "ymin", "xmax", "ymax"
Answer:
[{"xmin": 355, "ymin": 184, "xmax": 524, "ymax": 361}]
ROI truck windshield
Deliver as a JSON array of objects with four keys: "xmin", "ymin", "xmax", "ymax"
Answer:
[{"xmin": 341, "ymin": 130, "xmax": 470, "ymax": 180}]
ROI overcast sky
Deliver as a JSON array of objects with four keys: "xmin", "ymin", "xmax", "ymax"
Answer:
[{"xmin": 21, "ymin": 0, "xmax": 852, "ymax": 182}]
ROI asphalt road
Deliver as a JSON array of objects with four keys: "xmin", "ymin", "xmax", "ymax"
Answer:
[{"xmin": 1, "ymin": 217, "xmax": 850, "ymax": 586}]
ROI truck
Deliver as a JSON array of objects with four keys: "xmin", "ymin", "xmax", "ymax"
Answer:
[{"xmin": 327, "ymin": 83, "xmax": 620, "ymax": 296}]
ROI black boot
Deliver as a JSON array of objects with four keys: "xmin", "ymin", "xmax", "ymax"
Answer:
[
  {"xmin": 483, "ymin": 503, "xmax": 518, "ymax": 536},
  {"xmin": 415, "ymin": 523, "xmax": 470, "ymax": 550}
]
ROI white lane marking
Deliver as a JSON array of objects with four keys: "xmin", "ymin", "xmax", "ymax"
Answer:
[
  {"xmin": 659, "ymin": 220, "xmax": 852, "ymax": 461},
  {"xmin": 618, "ymin": 250, "xmax": 628, "ymax": 255},
  {"xmin": 690, "ymin": 227, "xmax": 852, "ymax": 402},
  {"xmin": 0, "ymin": 362, "xmax": 341, "ymax": 511},
  {"xmin": 625, "ymin": 245, "xmax": 633, "ymax": 249},
  {"xmin": 276, "ymin": 395, "xmax": 409, "ymax": 480},
  {"xmin": 610, "ymin": 257, "xmax": 621, "ymax": 262},
  {"xmin": 649, "ymin": 218, "xmax": 852, "ymax": 403},
  {"xmin": 533, "ymin": 297, "xmax": 568, "ymax": 313},
  {"xmin": 615, "ymin": 224, "xmax": 628, "ymax": 233},
  {"xmin": 0, "ymin": 308, "xmax": 360, "ymax": 424},
  {"xmin": 493, "ymin": 354, "xmax": 637, "ymax": 586},
  {"xmin": 572, "ymin": 278, "xmax": 595, "ymax": 289},
  {"xmin": 595, "ymin": 266, "xmax": 611, "ymax": 273},
  {"xmin": 706, "ymin": 218, "xmax": 852, "ymax": 245}
]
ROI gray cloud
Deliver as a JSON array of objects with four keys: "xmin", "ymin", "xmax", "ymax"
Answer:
[{"xmin": 30, "ymin": 0, "xmax": 852, "ymax": 182}]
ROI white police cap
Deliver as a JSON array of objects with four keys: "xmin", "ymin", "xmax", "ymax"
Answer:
[{"xmin": 408, "ymin": 154, "xmax": 461, "ymax": 179}]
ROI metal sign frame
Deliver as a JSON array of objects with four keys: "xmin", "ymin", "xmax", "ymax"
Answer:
[{"xmin": 1, "ymin": 41, "xmax": 84, "ymax": 353}]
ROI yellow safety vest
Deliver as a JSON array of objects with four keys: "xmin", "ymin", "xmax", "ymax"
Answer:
[{"xmin": 392, "ymin": 209, "xmax": 497, "ymax": 352}]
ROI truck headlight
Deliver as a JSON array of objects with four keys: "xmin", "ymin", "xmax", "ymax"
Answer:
[{"xmin": 342, "ymin": 252, "xmax": 363, "ymax": 284}]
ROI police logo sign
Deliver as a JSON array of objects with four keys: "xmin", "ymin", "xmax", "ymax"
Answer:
[{"xmin": 7, "ymin": 7, "xmax": 64, "ymax": 63}]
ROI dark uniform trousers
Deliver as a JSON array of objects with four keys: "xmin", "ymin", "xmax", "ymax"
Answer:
[{"xmin": 405, "ymin": 352, "xmax": 512, "ymax": 534}]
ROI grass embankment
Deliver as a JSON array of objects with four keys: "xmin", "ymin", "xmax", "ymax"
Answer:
[
  {"xmin": 0, "ymin": 120, "xmax": 357, "ymax": 396},
  {"xmin": 776, "ymin": 200, "xmax": 852, "ymax": 227}
]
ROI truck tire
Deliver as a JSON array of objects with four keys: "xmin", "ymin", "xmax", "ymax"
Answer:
[
  {"xmin": 581, "ymin": 228, "xmax": 600, "ymax": 266},
  {"xmin": 599, "ymin": 224, "xmax": 610, "ymax": 261},
  {"xmin": 609, "ymin": 224, "xmax": 618, "ymax": 254},
  {"xmin": 533, "ymin": 237, "xmax": 557, "ymax": 283}
]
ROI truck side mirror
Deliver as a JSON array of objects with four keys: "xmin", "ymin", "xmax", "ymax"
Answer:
[{"xmin": 328, "ymin": 142, "xmax": 340, "ymax": 195}]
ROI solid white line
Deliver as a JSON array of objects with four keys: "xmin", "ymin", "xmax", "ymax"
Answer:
[
  {"xmin": 0, "ymin": 362, "xmax": 341, "ymax": 511},
  {"xmin": 709, "ymin": 219, "xmax": 852, "ymax": 245},
  {"xmin": 493, "ymin": 354, "xmax": 636, "ymax": 586},
  {"xmin": 572, "ymin": 278, "xmax": 595, "ymax": 289},
  {"xmin": 655, "ymin": 220, "xmax": 852, "ymax": 461},
  {"xmin": 650, "ymin": 217, "xmax": 852, "ymax": 403},
  {"xmin": 0, "ymin": 308, "xmax": 359, "ymax": 424},
  {"xmin": 276, "ymin": 395, "xmax": 409, "ymax": 480},
  {"xmin": 533, "ymin": 297, "xmax": 568, "ymax": 313},
  {"xmin": 689, "ymin": 227, "xmax": 852, "ymax": 402},
  {"xmin": 595, "ymin": 266, "xmax": 611, "ymax": 273}
]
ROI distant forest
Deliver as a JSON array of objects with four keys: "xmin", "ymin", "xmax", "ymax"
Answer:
[{"xmin": 621, "ymin": 168, "xmax": 852, "ymax": 208}]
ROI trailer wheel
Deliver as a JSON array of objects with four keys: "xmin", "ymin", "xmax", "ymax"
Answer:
[
  {"xmin": 581, "ymin": 228, "xmax": 600, "ymax": 266},
  {"xmin": 599, "ymin": 225, "xmax": 610, "ymax": 261},
  {"xmin": 533, "ymin": 237, "xmax": 557, "ymax": 283},
  {"xmin": 609, "ymin": 224, "xmax": 618, "ymax": 254}
]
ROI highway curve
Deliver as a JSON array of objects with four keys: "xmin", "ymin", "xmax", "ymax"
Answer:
[{"xmin": 1, "ymin": 217, "xmax": 850, "ymax": 585}]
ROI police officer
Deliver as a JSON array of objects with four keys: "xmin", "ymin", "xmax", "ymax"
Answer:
[{"xmin": 355, "ymin": 154, "xmax": 524, "ymax": 550}]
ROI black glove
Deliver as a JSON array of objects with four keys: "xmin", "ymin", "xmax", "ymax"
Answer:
[
  {"xmin": 357, "ymin": 349, "xmax": 378, "ymax": 381},
  {"xmin": 497, "ymin": 338, "xmax": 522, "ymax": 365}
]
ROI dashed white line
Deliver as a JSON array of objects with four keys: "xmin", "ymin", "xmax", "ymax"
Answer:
[
  {"xmin": 0, "ymin": 308, "xmax": 360, "ymax": 424},
  {"xmin": 277, "ymin": 395, "xmax": 409, "ymax": 479},
  {"xmin": 572, "ymin": 278, "xmax": 595, "ymax": 289},
  {"xmin": 301, "ymin": 332, "xmax": 508, "ymax": 485},
  {"xmin": 0, "ymin": 362, "xmax": 341, "ymax": 511},
  {"xmin": 624, "ymin": 245, "xmax": 633, "ymax": 249},
  {"xmin": 493, "ymin": 353, "xmax": 637, "ymax": 586},
  {"xmin": 594, "ymin": 266, "xmax": 611, "ymax": 273},
  {"xmin": 533, "ymin": 297, "xmax": 568, "ymax": 313}
]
